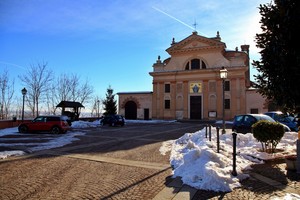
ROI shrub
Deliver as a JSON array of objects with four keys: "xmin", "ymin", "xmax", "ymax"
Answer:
[{"xmin": 252, "ymin": 120, "xmax": 285, "ymax": 153}]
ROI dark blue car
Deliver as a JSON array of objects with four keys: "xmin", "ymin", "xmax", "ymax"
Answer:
[
  {"xmin": 232, "ymin": 114, "xmax": 290, "ymax": 134},
  {"xmin": 264, "ymin": 111, "xmax": 298, "ymax": 132},
  {"xmin": 100, "ymin": 115, "xmax": 125, "ymax": 126}
]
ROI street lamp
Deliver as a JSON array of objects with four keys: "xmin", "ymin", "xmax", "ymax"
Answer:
[
  {"xmin": 220, "ymin": 67, "xmax": 228, "ymax": 134},
  {"xmin": 97, "ymin": 99, "xmax": 100, "ymax": 118},
  {"xmin": 21, "ymin": 87, "xmax": 27, "ymax": 122}
]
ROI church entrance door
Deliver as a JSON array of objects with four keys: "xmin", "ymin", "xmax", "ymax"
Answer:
[{"xmin": 190, "ymin": 96, "xmax": 202, "ymax": 119}]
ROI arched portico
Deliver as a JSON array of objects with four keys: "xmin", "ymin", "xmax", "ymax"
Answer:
[{"xmin": 125, "ymin": 101, "xmax": 137, "ymax": 119}]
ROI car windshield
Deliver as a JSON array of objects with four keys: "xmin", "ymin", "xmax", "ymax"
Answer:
[
  {"xmin": 269, "ymin": 113, "xmax": 292, "ymax": 123},
  {"xmin": 234, "ymin": 115, "xmax": 244, "ymax": 122}
]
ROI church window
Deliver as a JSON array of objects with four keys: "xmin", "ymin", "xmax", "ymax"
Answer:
[
  {"xmin": 185, "ymin": 59, "xmax": 207, "ymax": 70},
  {"xmin": 202, "ymin": 61, "xmax": 206, "ymax": 69},
  {"xmin": 165, "ymin": 100, "xmax": 170, "ymax": 109},
  {"xmin": 250, "ymin": 108, "xmax": 259, "ymax": 114},
  {"xmin": 224, "ymin": 81, "xmax": 230, "ymax": 91},
  {"xmin": 185, "ymin": 63, "xmax": 189, "ymax": 70},
  {"xmin": 165, "ymin": 84, "xmax": 170, "ymax": 93},
  {"xmin": 191, "ymin": 59, "xmax": 200, "ymax": 69},
  {"xmin": 225, "ymin": 99, "xmax": 230, "ymax": 109}
]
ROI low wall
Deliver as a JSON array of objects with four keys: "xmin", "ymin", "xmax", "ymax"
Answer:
[
  {"xmin": 0, "ymin": 118, "xmax": 99, "ymax": 130},
  {"xmin": 0, "ymin": 120, "xmax": 32, "ymax": 130}
]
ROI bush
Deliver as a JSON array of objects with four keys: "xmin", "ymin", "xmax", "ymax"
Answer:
[{"xmin": 252, "ymin": 120, "xmax": 285, "ymax": 153}]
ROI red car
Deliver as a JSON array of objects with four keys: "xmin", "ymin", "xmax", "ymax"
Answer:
[{"xmin": 18, "ymin": 115, "xmax": 71, "ymax": 134}]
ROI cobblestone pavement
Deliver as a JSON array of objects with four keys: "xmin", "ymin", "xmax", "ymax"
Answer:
[
  {"xmin": 0, "ymin": 122, "xmax": 300, "ymax": 200},
  {"xmin": 192, "ymin": 162, "xmax": 300, "ymax": 200}
]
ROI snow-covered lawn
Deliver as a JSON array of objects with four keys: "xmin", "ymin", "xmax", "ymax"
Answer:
[{"xmin": 160, "ymin": 127, "xmax": 298, "ymax": 192}]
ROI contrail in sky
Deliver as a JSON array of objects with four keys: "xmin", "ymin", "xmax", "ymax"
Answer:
[
  {"xmin": 152, "ymin": 6, "xmax": 195, "ymax": 31},
  {"xmin": 0, "ymin": 61, "xmax": 27, "ymax": 70}
]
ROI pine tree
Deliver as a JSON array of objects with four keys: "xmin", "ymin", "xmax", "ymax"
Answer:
[
  {"xmin": 102, "ymin": 86, "xmax": 117, "ymax": 116},
  {"xmin": 253, "ymin": 0, "xmax": 300, "ymax": 112}
]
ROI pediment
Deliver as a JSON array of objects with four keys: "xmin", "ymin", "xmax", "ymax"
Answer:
[
  {"xmin": 181, "ymin": 40, "xmax": 210, "ymax": 49},
  {"xmin": 166, "ymin": 32, "xmax": 226, "ymax": 54}
]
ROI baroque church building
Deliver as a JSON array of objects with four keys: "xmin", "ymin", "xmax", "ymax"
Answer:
[{"xmin": 118, "ymin": 31, "xmax": 267, "ymax": 120}]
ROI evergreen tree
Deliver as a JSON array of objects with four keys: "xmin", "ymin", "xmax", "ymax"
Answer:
[
  {"xmin": 253, "ymin": 0, "xmax": 300, "ymax": 112},
  {"xmin": 102, "ymin": 86, "xmax": 117, "ymax": 116}
]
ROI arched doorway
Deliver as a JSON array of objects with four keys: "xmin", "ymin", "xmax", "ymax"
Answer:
[{"xmin": 125, "ymin": 101, "xmax": 137, "ymax": 119}]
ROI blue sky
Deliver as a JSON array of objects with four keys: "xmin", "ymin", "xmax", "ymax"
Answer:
[{"xmin": 0, "ymin": 0, "xmax": 270, "ymax": 100}]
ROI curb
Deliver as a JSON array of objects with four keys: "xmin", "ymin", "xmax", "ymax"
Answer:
[{"xmin": 153, "ymin": 177, "xmax": 197, "ymax": 200}]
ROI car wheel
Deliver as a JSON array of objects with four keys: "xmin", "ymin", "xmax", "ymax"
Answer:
[
  {"xmin": 51, "ymin": 126, "xmax": 61, "ymax": 134},
  {"xmin": 18, "ymin": 125, "xmax": 28, "ymax": 133}
]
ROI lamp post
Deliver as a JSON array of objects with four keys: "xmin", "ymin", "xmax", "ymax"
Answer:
[
  {"xmin": 21, "ymin": 87, "xmax": 27, "ymax": 122},
  {"xmin": 220, "ymin": 67, "xmax": 228, "ymax": 134},
  {"xmin": 97, "ymin": 99, "xmax": 100, "ymax": 118}
]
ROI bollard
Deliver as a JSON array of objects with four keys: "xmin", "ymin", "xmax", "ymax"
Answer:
[
  {"xmin": 216, "ymin": 127, "xmax": 220, "ymax": 153},
  {"xmin": 232, "ymin": 132, "xmax": 237, "ymax": 176},
  {"xmin": 209, "ymin": 125, "xmax": 211, "ymax": 141},
  {"xmin": 205, "ymin": 124, "xmax": 208, "ymax": 138},
  {"xmin": 297, "ymin": 139, "xmax": 300, "ymax": 174}
]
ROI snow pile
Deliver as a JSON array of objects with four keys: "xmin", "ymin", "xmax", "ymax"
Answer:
[
  {"xmin": 71, "ymin": 120, "xmax": 100, "ymax": 128},
  {"xmin": 0, "ymin": 127, "xmax": 19, "ymax": 137},
  {"xmin": 29, "ymin": 131, "xmax": 86, "ymax": 152},
  {"xmin": 161, "ymin": 127, "xmax": 298, "ymax": 192},
  {"xmin": 0, "ymin": 150, "xmax": 25, "ymax": 159},
  {"xmin": 0, "ymin": 122, "xmax": 89, "ymax": 159}
]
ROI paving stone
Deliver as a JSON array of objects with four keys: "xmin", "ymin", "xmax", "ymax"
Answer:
[{"xmin": 1, "ymin": 123, "xmax": 300, "ymax": 199}]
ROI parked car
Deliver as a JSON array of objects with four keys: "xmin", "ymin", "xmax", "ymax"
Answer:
[
  {"xmin": 100, "ymin": 115, "xmax": 125, "ymax": 126},
  {"xmin": 18, "ymin": 115, "xmax": 71, "ymax": 134},
  {"xmin": 232, "ymin": 114, "xmax": 290, "ymax": 134},
  {"xmin": 264, "ymin": 111, "xmax": 298, "ymax": 131}
]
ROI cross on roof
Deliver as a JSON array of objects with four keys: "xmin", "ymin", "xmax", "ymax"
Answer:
[{"xmin": 192, "ymin": 20, "xmax": 198, "ymax": 31}]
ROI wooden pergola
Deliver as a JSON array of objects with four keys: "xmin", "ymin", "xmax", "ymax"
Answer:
[{"xmin": 56, "ymin": 101, "xmax": 84, "ymax": 121}]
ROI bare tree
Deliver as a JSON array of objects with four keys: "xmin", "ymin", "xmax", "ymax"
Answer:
[
  {"xmin": 0, "ymin": 70, "xmax": 15, "ymax": 119},
  {"xmin": 56, "ymin": 73, "xmax": 73, "ymax": 101},
  {"xmin": 45, "ymin": 83, "xmax": 57, "ymax": 115},
  {"xmin": 53, "ymin": 73, "xmax": 94, "ymax": 116},
  {"xmin": 19, "ymin": 62, "xmax": 53, "ymax": 117},
  {"xmin": 78, "ymin": 78, "xmax": 94, "ymax": 104},
  {"xmin": 45, "ymin": 73, "xmax": 72, "ymax": 115},
  {"xmin": 69, "ymin": 74, "xmax": 80, "ymax": 102},
  {"xmin": 55, "ymin": 74, "xmax": 93, "ymax": 103}
]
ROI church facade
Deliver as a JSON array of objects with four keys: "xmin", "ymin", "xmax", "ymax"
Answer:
[{"xmin": 118, "ymin": 31, "xmax": 267, "ymax": 120}]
